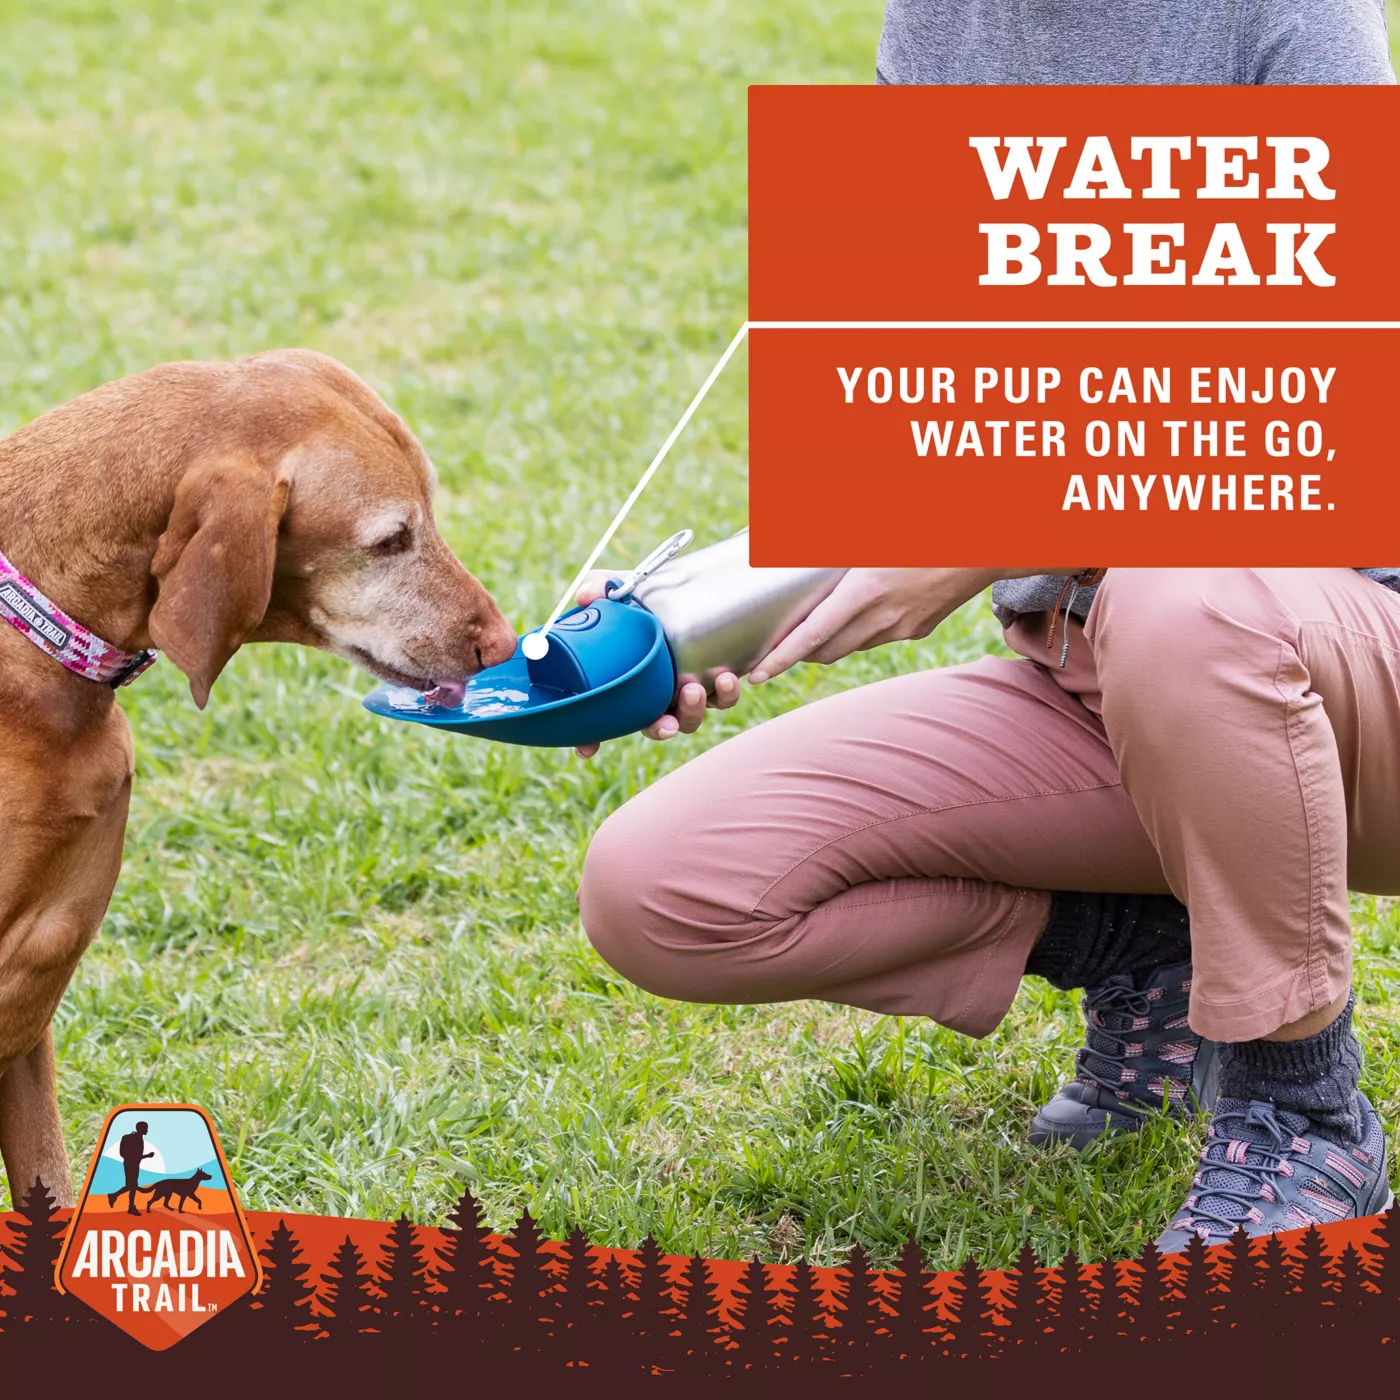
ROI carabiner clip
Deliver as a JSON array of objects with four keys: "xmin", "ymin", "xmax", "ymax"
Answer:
[{"xmin": 605, "ymin": 529, "xmax": 694, "ymax": 602}]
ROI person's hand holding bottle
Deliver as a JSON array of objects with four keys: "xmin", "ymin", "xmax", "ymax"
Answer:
[{"xmin": 571, "ymin": 567, "xmax": 1002, "ymax": 757}]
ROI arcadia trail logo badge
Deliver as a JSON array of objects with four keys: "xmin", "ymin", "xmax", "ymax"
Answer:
[{"xmin": 55, "ymin": 1104, "xmax": 261, "ymax": 1350}]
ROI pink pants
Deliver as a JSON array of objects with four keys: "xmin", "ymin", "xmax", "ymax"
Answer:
[{"xmin": 578, "ymin": 570, "xmax": 1400, "ymax": 1043}]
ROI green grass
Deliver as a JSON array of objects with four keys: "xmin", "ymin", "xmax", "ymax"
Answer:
[{"xmin": 3, "ymin": 0, "xmax": 1399, "ymax": 1270}]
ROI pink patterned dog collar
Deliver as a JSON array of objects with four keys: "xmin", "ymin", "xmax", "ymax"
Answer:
[{"xmin": 0, "ymin": 546, "xmax": 157, "ymax": 687}]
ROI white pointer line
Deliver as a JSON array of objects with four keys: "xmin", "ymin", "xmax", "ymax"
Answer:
[
  {"xmin": 535, "ymin": 320, "xmax": 753, "ymax": 648},
  {"xmin": 532, "ymin": 314, "xmax": 1396, "ymax": 653}
]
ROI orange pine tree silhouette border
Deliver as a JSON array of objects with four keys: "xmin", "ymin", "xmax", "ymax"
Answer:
[{"xmin": 3, "ymin": 1174, "xmax": 1398, "ymax": 1374}]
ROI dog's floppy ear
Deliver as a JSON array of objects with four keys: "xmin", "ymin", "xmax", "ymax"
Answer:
[{"xmin": 149, "ymin": 453, "xmax": 291, "ymax": 709}]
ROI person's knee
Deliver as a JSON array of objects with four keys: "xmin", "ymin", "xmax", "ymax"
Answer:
[
  {"xmin": 578, "ymin": 802, "xmax": 745, "ymax": 1004},
  {"xmin": 577, "ymin": 804, "xmax": 652, "ymax": 976}
]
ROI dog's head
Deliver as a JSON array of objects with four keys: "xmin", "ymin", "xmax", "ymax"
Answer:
[
  {"xmin": 148, "ymin": 350, "xmax": 516, "ymax": 708},
  {"xmin": 195, "ymin": 1169, "xmax": 211, "ymax": 1182}
]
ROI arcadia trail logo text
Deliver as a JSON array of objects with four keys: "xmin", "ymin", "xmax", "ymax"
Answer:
[{"xmin": 54, "ymin": 1104, "xmax": 261, "ymax": 1350}]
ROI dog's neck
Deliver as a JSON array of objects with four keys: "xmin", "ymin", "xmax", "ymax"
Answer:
[
  {"xmin": 0, "ymin": 375, "xmax": 217, "ymax": 719},
  {"xmin": 0, "ymin": 506, "xmax": 167, "ymax": 724},
  {"xmin": 0, "ymin": 485, "xmax": 173, "ymax": 662},
  {"xmin": 0, "ymin": 375, "xmax": 219, "ymax": 658},
  {"xmin": 0, "ymin": 622, "xmax": 126, "ymax": 736}
]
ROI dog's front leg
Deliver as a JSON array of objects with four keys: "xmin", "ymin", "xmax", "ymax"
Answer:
[
  {"xmin": 0, "ymin": 705, "xmax": 134, "ymax": 1209},
  {"xmin": 0, "ymin": 1026, "xmax": 70, "ymax": 1207}
]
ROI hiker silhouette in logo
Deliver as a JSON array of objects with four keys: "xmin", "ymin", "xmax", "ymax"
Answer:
[
  {"xmin": 138, "ymin": 1167, "xmax": 213, "ymax": 1213},
  {"xmin": 107, "ymin": 1120, "xmax": 154, "ymax": 1216}
]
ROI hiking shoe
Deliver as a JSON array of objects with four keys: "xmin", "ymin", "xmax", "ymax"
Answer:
[
  {"xmin": 1157, "ymin": 1093, "xmax": 1393, "ymax": 1252},
  {"xmin": 1029, "ymin": 960, "xmax": 1218, "ymax": 1150}
]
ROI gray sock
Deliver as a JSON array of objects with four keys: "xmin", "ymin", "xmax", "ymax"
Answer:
[
  {"xmin": 1217, "ymin": 993, "xmax": 1363, "ymax": 1144},
  {"xmin": 1024, "ymin": 892, "xmax": 1191, "ymax": 992}
]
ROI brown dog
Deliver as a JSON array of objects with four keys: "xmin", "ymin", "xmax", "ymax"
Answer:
[{"xmin": 0, "ymin": 349, "xmax": 516, "ymax": 1206}]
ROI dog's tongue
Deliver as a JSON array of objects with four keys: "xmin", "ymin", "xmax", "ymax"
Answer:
[{"xmin": 423, "ymin": 679, "xmax": 466, "ymax": 709}]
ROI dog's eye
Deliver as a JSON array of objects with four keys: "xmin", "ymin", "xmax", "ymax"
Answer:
[{"xmin": 371, "ymin": 524, "xmax": 413, "ymax": 557}]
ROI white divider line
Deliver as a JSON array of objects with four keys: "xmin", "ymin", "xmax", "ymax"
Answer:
[
  {"xmin": 748, "ymin": 319, "xmax": 1400, "ymax": 329},
  {"xmin": 534, "ymin": 320, "xmax": 752, "ymax": 650}
]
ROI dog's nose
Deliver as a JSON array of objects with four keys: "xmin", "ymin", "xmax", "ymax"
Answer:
[{"xmin": 476, "ymin": 619, "xmax": 518, "ymax": 671}]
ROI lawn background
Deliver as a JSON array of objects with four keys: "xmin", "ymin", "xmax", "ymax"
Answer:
[{"xmin": 2, "ymin": 0, "xmax": 1397, "ymax": 1268}]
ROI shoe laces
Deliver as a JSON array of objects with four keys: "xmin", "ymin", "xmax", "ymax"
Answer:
[
  {"xmin": 1075, "ymin": 980, "xmax": 1194, "ymax": 1107},
  {"xmin": 1173, "ymin": 1102, "xmax": 1307, "ymax": 1239}
]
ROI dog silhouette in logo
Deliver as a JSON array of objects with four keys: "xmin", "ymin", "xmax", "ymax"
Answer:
[{"xmin": 137, "ymin": 1167, "xmax": 213, "ymax": 1213}]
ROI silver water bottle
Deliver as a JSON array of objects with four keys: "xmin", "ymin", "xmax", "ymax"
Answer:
[{"xmin": 625, "ymin": 529, "xmax": 846, "ymax": 691}]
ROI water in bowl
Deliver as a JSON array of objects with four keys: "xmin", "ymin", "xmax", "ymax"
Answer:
[{"xmin": 380, "ymin": 680, "xmax": 566, "ymax": 721}]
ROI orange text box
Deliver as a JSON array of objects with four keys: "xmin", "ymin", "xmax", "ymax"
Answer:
[
  {"xmin": 748, "ymin": 327, "xmax": 1399, "ymax": 567},
  {"xmin": 749, "ymin": 86, "xmax": 1400, "ymax": 564}
]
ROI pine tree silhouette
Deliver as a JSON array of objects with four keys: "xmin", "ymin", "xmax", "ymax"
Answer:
[
  {"xmin": 1216, "ymin": 1224, "xmax": 1257, "ymax": 1333},
  {"xmin": 319, "ymin": 1236, "xmax": 380, "ymax": 1338},
  {"xmin": 571, "ymin": 1251, "xmax": 627, "ymax": 1376},
  {"xmin": 1209, "ymin": 1227, "xmax": 1236, "ymax": 1292},
  {"xmin": 4, "ymin": 1179, "xmax": 73, "ymax": 1326},
  {"xmin": 1223, "ymin": 1224, "xmax": 1255, "ymax": 1288},
  {"xmin": 1333, "ymin": 1240, "xmax": 1371, "ymax": 1332},
  {"xmin": 786, "ymin": 1257, "xmax": 823, "ymax": 1364},
  {"xmin": 725, "ymin": 1256, "xmax": 769, "ymax": 1356},
  {"xmin": 977, "ymin": 1257, "xmax": 1016, "ymax": 1354},
  {"xmin": 1368, "ymin": 1198, "xmax": 1400, "ymax": 1311},
  {"xmin": 1355, "ymin": 1230, "xmax": 1384, "ymax": 1293},
  {"xmin": 1253, "ymin": 1230, "xmax": 1294, "ymax": 1332},
  {"xmin": 666, "ymin": 1254, "xmax": 710, "ymax": 1369},
  {"xmin": 556, "ymin": 1226, "xmax": 596, "ymax": 1364},
  {"xmin": 435, "ymin": 1187, "xmax": 492, "ymax": 1320},
  {"xmin": 1098, "ymin": 1257, "xmax": 1136, "ymax": 1345},
  {"xmin": 1113, "ymin": 1252, "xmax": 1142, "ymax": 1343},
  {"xmin": 837, "ymin": 1243, "xmax": 876, "ymax": 1359},
  {"xmin": 885, "ymin": 1238, "xmax": 932, "ymax": 1362},
  {"xmin": 1128, "ymin": 1239, "xmax": 1172, "ymax": 1343},
  {"xmin": 452, "ymin": 1189, "xmax": 485, "ymax": 1229},
  {"xmin": 1173, "ymin": 1232, "xmax": 1214, "ymax": 1337},
  {"xmin": 942, "ymin": 1255, "xmax": 985, "ymax": 1357},
  {"xmin": 928, "ymin": 1255, "xmax": 961, "ymax": 1353},
  {"xmin": 1292, "ymin": 1224, "xmax": 1333, "ymax": 1328},
  {"xmin": 256, "ymin": 1218, "xmax": 318, "ymax": 1336},
  {"xmin": 810, "ymin": 1254, "xmax": 848, "ymax": 1360},
  {"xmin": 1034, "ymin": 1250, "xmax": 1065, "ymax": 1342},
  {"xmin": 1052, "ymin": 1252, "xmax": 1090, "ymax": 1351},
  {"xmin": 377, "ymin": 1214, "xmax": 427, "ymax": 1330},
  {"xmin": 411, "ymin": 1227, "xmax": 446, "ymax": 1324},
  {"xmin": 628, "ymin": 1235, "xmax": 676, "ymax": 1362},
  {"xmin": 594, "ymin": 1253, "xmax": 631, "ymax": 1334},
  {"xmin": 1000, "ymin": 1241, "xmax": 1043, "ymax": 1351},
  {"xmin": 1086, "ymin": 1255, "xmax": 1107, "ymax": 1341},
  {"xmin": 503, "ymin": 1209, "xmax": 560, "ymax": 1349}
]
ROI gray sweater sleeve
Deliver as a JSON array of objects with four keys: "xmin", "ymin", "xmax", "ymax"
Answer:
[{"xmin": 1246, "ymin": 0, "xmax": 1396, "ymax": 85}]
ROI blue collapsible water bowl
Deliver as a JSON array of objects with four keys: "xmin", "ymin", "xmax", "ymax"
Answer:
[{"xmin": 361, "ymin": 597, "xmax": 677, "ymax": 749}]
